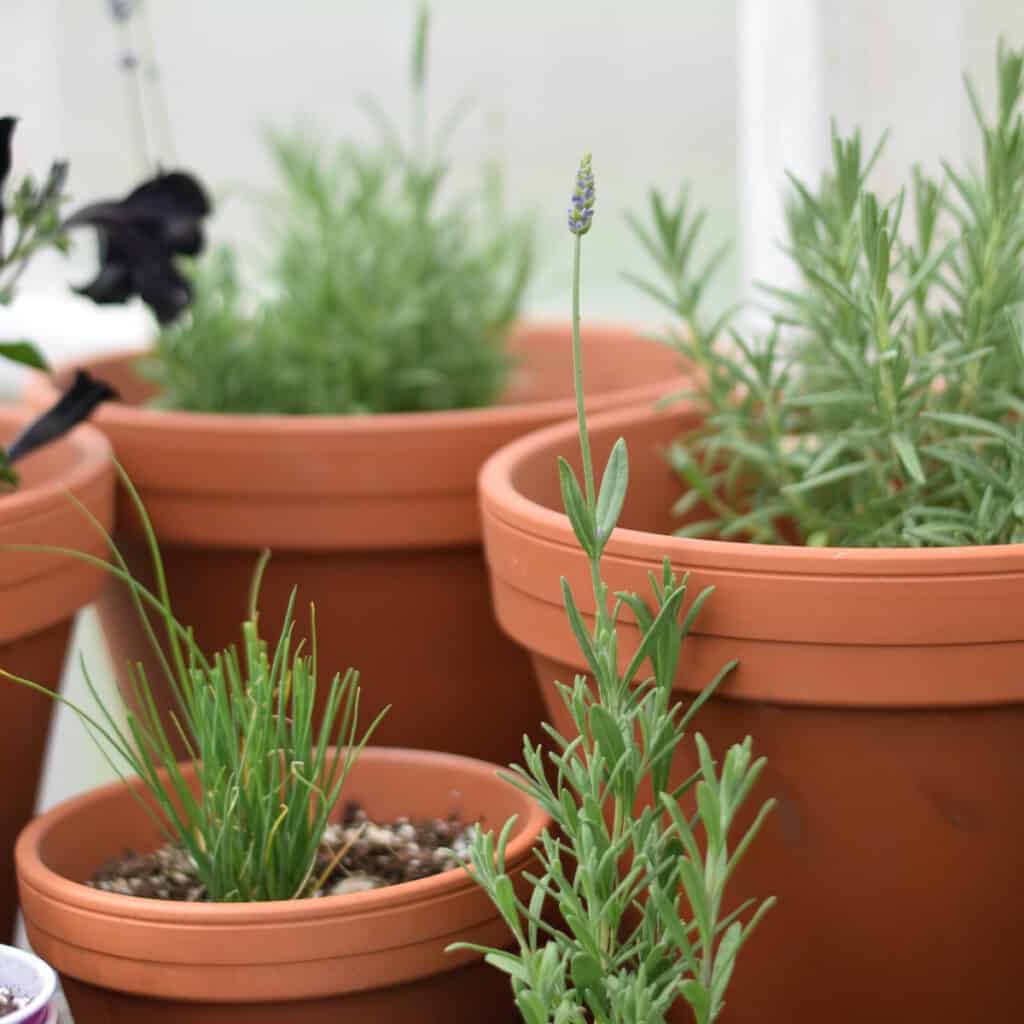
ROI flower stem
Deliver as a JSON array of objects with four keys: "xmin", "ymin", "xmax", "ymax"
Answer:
[
  {"xmin": 571, "ymin": 232, "xmax": 596, "ymax": 510},
  {"xmin": 571, "ymin": 231, "xmax": 614, "ymax": 650}
]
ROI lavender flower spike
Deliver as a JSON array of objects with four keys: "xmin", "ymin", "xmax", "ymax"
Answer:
[{"xmin": 567, "ymin": 152, "xmax": 595, "ymax": 235}]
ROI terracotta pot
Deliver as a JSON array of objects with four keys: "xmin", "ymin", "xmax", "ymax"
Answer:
[
  {"xmin": 479, "ymin": 400, "xmax": 1024, "ymax": 1023},
  {"xmin": 23, "ymin": 322, "xmax": 687, "ymax": 768},
  {"xmin": 17, "ymin": 745, "xmax": 549, "ymax": 1021},
  {"xmin": 0, "ymin": 944, "xmax": 58, "ymax": 1023},
  {"xmin": 0, "ymin": 412, "xmax": 113, "ymax": 943}
]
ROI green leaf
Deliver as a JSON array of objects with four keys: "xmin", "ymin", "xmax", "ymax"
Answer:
[
  {"xmin": 411, "ymin": 3, "xmax": 430, "ymax": 91},
  {"xmin": 679, "ymin": 979, "xmax": 711, "ymax": 1024},
  {"xmin": 650, "ymin": 882, "xmax": 698, "ymax": 973},
  {"xmin": 558, "ymin": 457, "xmax": 595, "ymax": 556},
  {"xmin": 921, "ymin": 411, "xmax": 1024, "ymax": 454},
  {"xmin": 0, "ymin": 451, "xmax": 17, "ymax": 486},
  {"xmin": 588, "ymin": 704, "xmax": 626, "ymax": 771},
  {"xmin": 483, "ymin": 949, "xmax": 531, "ymax": 984},
  {"xmin": 493, "ymin": 874, "xmax": 519, "ymax": 928},
  {"xmin": 571, "ymin": 951, "xmax": 603, "ymax": 991},
  {"xmin": 595, "ymin": 437, "xmax": 629, "ymax": 544},
  {"xmin": 710, "ymin": 921, "xmax": 743, "ymax": 1007},
  {"xmin": 696, "ymin": 780, "xmax": 722, "ymax": 852},
  {"xmin": 678, "ymin": 856, "xmax": 712, "ymax": 945},
  {"xmin": 514, "ymin": 990, "xmax": 548, "ymax": 1024},
  {"xmin": 560, "ymin": 578, "xmax": 601, "ymax": 681},
  {"xmin": 0, "ymin": 341, "xmax": 48, "ymax": 371},
  {"xmin": 891, "ymin": 432, "xmax": 926, "ymax": 485},
  {"xmin": 781, "ymin": 460, "xmax": 873, "ymax": 495}
]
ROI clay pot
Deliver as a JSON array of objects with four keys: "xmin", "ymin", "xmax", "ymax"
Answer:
[
  {"xmin": 0, "ymin": 412, "xmax": 113, "ymax": 943},
  {"xmin": 0, "ymin": 944, "xmax": 58, "ymax": 1023},
  {"xmin": 16, "ymin": 746, "xmax": 549, "ymax": 1021},
  {"xmin": 22, "ymin": 322, "xmax": 687, "ymax": 768},
  {"xmin": 479, "ymin": 400, "xmax": 1024, "ymax": 1023}
]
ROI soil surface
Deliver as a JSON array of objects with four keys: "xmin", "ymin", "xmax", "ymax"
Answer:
[
  {"xmin": 89, "ymin": 800, "xmax": 475, "ymax": 901},
  {"xmin": 0, "ymin": 986, "xmax": 30, "ymax": 1017}
]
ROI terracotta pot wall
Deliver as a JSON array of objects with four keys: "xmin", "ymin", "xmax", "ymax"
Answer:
[
  {"xmin": 0, "ymin": 624, "xmax": 69, "ymax": 944},
  {"xmin": 0, "ymin": 415, "xmax": 113, "ymax": 942}
]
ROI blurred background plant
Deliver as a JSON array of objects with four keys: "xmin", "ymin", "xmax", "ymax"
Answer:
[
  {"xmin": 631, "ymin": 41, "xmax": 1024, "ymax": 547},
  {"xmin": 139, "ymin": 4, "xmax": 535, "ymax": 415}
]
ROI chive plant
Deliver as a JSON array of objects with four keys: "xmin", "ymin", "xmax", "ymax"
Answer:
[
  {"xmin": 142, "ymin": 4, "xmax": 534, "ymax": 416},
  {"xmin": 451, "ymin": 156, "xmax": 774, "ymax": 1024},
  {"xmin": 1, "ymin": 470, "xmax": 384, "ymax": 902},
  {"xmin": 629, "ymin": 42, "xmax": 1024, "ymax": 547}
]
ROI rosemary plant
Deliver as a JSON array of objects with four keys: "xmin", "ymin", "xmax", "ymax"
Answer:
[
  {"xmin": 1, "ymin": 471, "xmax": 384, "ymax": 902},
  {"xmin": 630, "ymin": 42, "xmax": 1024, "ymax": 547},
  {"xmin": 142, "ymin": 4, "xmax": 534, "ymax": 415},
  {"xmin": 452, "ymin": 157, "xmax": 774, "ymax": 1024}
]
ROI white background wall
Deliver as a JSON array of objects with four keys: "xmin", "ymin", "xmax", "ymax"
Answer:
[{"xmin": 0, "ymin": 0, "xmax": 1021, "ymax": 815}]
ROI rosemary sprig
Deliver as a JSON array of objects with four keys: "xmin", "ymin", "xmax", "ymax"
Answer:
[{"xmin": 451, "ymin": 155, "xmax": 774, "ymax": 1024}]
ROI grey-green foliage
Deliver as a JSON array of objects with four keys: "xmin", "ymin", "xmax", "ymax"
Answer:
[
  {"xmin": 452, "ymin": 158, "xmax": 774, "ymax": 1024},
  {"xmin": 629, "ymin": 41, "xmax": 1024, "ymax": 547},
  {"xmin": 1, "ymin": 470, "xmax": 385, "ymax": 902},
  {"xmin": 141, "ymin": 5, "xmax": 534, "ymax": 416},
  {"xmin": 0, "ymin": 145, "xmax": 69, "ymax": 481}
]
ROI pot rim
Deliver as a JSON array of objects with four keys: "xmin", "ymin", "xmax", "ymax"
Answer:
[
  {"xmin": 24, "ymin": 321, "xmax": 687, "ymax": 438},
  {"xmin": 0, "ymin": 411, "xmax": 111, "ymax": 530},
  {"xmin": 0, "ymin": 943, "xmax": 57, "ymax": 1020},
  {"xmin": 480, "ymin": 400, "xmax": 1024, "ymax": 575},
  {"xmin": 16, "ymin": 746, "xmax": 548, "ymax": 926}
]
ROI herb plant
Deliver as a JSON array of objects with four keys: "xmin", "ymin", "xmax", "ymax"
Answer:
[
  {"xmin": 1, "ymin": 472, "xmax": 384, "ymax": 902},
  {"xmin": 142, "ymin": 4, "xmax": 534, "ymax": 416},
  {"xmin": 452, "ymin": 156, "xmax": 774, "ymax": 1024},
  {"xmin": 630, "ymin": 42, "xmax": 1024, "ymax": 547},
  {"xmin": 0, "ymin": 118, "xmax": 124, "ymax": 483}
]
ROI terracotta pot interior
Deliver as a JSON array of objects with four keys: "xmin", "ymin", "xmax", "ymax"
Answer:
[
  {"xmin": 509, "ymin": 411, "xmax": 688, "ymax": 536},
  {"xmin": 33, "ymin": 755, "xmax": 532, "ymax": 891}
]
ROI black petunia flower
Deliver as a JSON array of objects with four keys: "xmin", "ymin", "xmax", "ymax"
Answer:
[
  {"xmin": 0, "ymin": 117, "xmax": 14, "ymax": 189},
  {"xmin": 65, "ymin": 170, "xmax": 211, "ymax": 325},
  {"xmin": 6, "ymin": 369, "xmax": 118, "ymax": 464},
  {"xmin": 0, "ymin": 116, "xmax": 17, "ymax": 225}
]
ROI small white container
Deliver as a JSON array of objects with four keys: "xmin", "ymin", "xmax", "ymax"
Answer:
[{"xmin": 0, "ymin": 945, "xmax": 57, "ymax": 1024}]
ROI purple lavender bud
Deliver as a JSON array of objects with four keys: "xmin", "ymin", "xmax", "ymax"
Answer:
[
  {"xmin": 108, "ymin": 0, "xmax": 135, "ymax": 22},
  {"xmin": 567, "ymin": 153, "xmax": 595, "ymax": 235}
]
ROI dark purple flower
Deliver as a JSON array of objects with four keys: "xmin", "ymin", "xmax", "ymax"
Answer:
[
  {"xmin": 108, "ymin": 0, "xmax": 136, "ymax": 23},
  {"xmin": 0, "ymin": 116, "xmax": 16, "ymax": 224},
  {"xmin": 65, "ymin": 171, "xmax": 212, "ymax": 324},
  {"xmin": 567, "ymin": 153, "xmax": 595, "ymax": 236},
  {"xmin": 6, "ymin": 370, "xmax": 118, "ymax": 463},
  {"xmin": 0, "ymin": 117, "xmax": 14, "ymax": 188}
]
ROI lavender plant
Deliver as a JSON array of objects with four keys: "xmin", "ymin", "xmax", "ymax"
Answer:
[
  {"xmin": 451, "ymin": 157, "xmax": 774, "ymax": 1024},
  {"xmin": 1, "ymin": 471, "xmax": 384, "ymax": 902},
  {"xmin": 629, "ymin": 42, "xmax": 1024, "ymax": 547}
]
